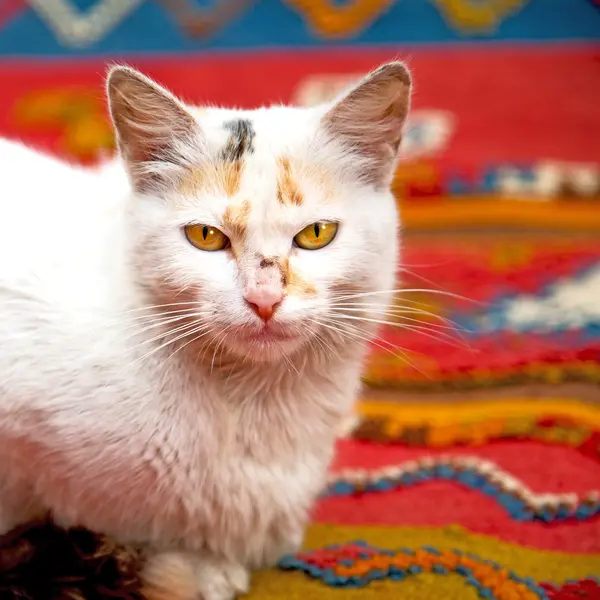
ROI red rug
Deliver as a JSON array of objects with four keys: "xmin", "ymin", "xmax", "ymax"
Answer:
[
  {"xmin": 245, "ymin": 396, "xmax": 600, "ymax": 598},
  {"xmin": 0, "ymin": 25, "xmax": 599, "ymax": 600}
]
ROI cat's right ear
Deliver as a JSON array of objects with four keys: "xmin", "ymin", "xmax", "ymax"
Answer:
[
  {"xmin": 322, "ymin": 62, "xmax": 411, "ymax": 189},
  {"xmin": 106, "ymin": 66, "xmax": 198, "ymax": 193}
]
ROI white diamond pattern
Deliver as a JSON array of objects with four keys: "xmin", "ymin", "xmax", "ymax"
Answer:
[{"xmin": 26, "ymin": 0, "xmax": 145, "ymax": 48}]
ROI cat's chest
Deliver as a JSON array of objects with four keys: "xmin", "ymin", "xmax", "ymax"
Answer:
[
  {"xmin": 117, "ymin": 395, "xmax": 331, "ymax": 555},
  {"xmin": 34, "ymin": 356, "xmax": 344, "ymax": 554},
  {"xmin": 162, "ymin": 389, "xmax": 335, "ymax": 491},
  {"xmin": 153, "ymin": 383, "xmax": 332, "ymax": 499}
]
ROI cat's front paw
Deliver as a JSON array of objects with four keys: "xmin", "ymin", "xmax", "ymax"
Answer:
[
  {"xmin": 195, "ymin": 556, "xmax": 250, "ymax": 600},
  {"xmin": 142, "ymin": 550, "xmax": 250, "ymax": 600}
]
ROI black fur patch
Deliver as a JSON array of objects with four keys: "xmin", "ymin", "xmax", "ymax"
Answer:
[
  {"xmin": 221, "ymin": 119, "xmax": 255, "ymax": 161},
  {"xmin": 0, "ymin": 517, "xmax": 143, "ymax": 599}
]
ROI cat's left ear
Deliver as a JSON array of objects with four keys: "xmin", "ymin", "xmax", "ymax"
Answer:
[
  {"xmin": 107, "ymin": 65, "xmax": 198, "ymax": 192},
  {"xmin": 322, "ymin": 61, "xmax": 411, "ymax": 188}
]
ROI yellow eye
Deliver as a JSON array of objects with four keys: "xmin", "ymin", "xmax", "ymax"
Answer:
[
  {"xmin": 184, "ymin": 224, "xmax": 230, "ymax": 251},
  {"xmin": 294, "ymin": 222, "xmax": 338, "ymax": 250}
]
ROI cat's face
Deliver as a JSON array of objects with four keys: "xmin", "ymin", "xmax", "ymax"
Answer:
[{"xmin": 108, "ymin": 64, "xmax": 410, "ymax": 362}]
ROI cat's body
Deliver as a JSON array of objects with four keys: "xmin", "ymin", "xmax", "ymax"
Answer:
[
  {"xmin": 0, "ymin": 137, "xmax": 355, "ymax": 552},
  {"xmin": 0, "ymin": 64, "xmax": 410, "ymax": 599}
]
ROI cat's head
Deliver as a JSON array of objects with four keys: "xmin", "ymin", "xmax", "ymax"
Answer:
[{"xmin": 107, "ymin": 63, "xmax": 411, "ymax": 363}]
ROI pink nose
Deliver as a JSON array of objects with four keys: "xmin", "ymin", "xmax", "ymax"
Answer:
[{"xmin": 244, "ymin": 286, "xmax": 283, "ymax": 322}]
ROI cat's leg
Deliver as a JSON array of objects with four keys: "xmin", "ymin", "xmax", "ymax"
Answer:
[
  {"xmin": 142, "ymin": 550, "xmax": 250, "ymax": 600},
  {"xmin": 251, "ymin": 516, "xmax": 305, "ymax": 570}
]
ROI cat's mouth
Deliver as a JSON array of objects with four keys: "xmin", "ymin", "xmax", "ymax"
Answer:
[
  {"xmin": 225, "ymin": 323, "xmax": 306, "ymax": 360},
  {"xmin": 240, "ymin": 327, "xmax": 297, "ymax": 343}
]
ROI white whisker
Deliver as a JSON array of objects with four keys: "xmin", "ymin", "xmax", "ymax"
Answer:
[
  {"xmin": 119, "ymin": 301, "xmax": 205, "ymax": 315},
  {"xmin": 327, "ymin": 301, "xmax": 470, "ymax": 330},
  {"xmin": 328, "ymin": 307, "xmax": 466, "ymax": 332},
  {"xmin": 281, "ymin": 351, "xmax": 299, "ymax": 375},
  {"xmin": 115, "ymin": 321, "xmax": 211, "ymax": 377},
  {"xmin": 121, "ymin": 313, "xmax": 203, "ymax": 340},
  {"xmin": 310, "ymin": 317, "xmax": 428, "ymax": 377},
  {"xmin": 160, "ymin": 327, "xmax": 215, "ymax": 367},
  {"xmin": 210, "ymin": 332, "xmax": 228, "ymax": 374},
  {"xmin": 126, "ymin": 318, "xmax": 205, "ymax": 351},
  {"xmin": 121, "ymin": 308, "xmax": 208, "ymax": 324},
  {"xmin": 331, "ymin": 288, "xmax": 481, "ymax": 305},
  {"xmin": 397, "ymin": 266, "xmax": 457, "ymax": 293},
  {"xmin": 330, "ymin": 313, "xmax": 472, "ymax": 351}
]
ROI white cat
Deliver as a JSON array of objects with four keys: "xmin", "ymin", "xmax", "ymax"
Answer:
[{"xmin": 0, "ymin": 63, "xmax": 410, "ymax": 599}]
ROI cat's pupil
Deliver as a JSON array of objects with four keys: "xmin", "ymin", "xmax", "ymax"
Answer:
[
  {"xmin": 314, "ymin": 224, "xmax": 320, "ymax": 238},
  {"xmin": 203, "ymin": 226, "xmax": 209, "ymax": 240}
]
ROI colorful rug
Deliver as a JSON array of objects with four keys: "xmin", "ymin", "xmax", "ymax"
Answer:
[
  {"xmin": 239, "ymin": 396, "xmax": 600, "ymax": 599},
  {"xmin": 1, "ymin": 1, "xmax": 599, "ymax": 598},
  {"xmin": 364, "ymin": 231, "xmax": 600, "ymax": 391}
]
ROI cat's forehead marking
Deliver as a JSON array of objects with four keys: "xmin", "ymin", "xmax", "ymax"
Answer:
[
  {"xmin": 178, "ymin": 161, "xmax": 243, "ymax": 199},
  {"xmin": 177, "ymin": 119, "xmax": 256, "ymax": 200},
  {"xmin": 221, "ymin": 119, "xmax": 255, "ymax": 161},
  {"xmin": 223, "ymin": 199, "xmax": 251, "ymax": 245},
  {"xmin": 276, "ymin": 157, "xmax": 303, "ymax": 206}
]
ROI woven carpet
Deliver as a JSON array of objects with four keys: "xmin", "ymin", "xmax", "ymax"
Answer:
[
  {"xmin": 365, "ymin": 232, "xmax": 600, "ymax": 390},
  {"xmin": 0, "ymin": 2, "xmax": 599, "ymax": 598}
]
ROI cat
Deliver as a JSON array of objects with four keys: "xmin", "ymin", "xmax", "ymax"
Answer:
[{"xmin": 0, "ymin": 62, "xmax": 411, "ymax": 600}]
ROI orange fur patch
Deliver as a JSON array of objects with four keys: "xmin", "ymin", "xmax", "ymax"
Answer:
[
  {"xmin": 223, "ymin": 160, "xmax": 244, "ymax": 197},
  {"xmin": 280, "ymin": 257, "xmax": 317, "ymax": 298},
  {"xmin": 179, "ymin": 160, "xmax": 243, "ymax": 198},
  {"xmin": 287, "ymin": 268, "xmax": 318, "ymax": 298},
  {"xmin": 223, "ymin": 199, "xmax": 251, "ymax": 241},
  {"xmin": 276, "ymin": 157, "xmax": 304, "ymax": 206}
]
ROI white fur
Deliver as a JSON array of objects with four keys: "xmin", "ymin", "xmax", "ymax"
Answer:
[{"xmin": 0, "ymin": 64, "xmax": 406, "ymax": 600}]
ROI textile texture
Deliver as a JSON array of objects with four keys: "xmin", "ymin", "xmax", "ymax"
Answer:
[{"xmin": 0, "ymin": 1, "xmax": 598, "ymax": 598}]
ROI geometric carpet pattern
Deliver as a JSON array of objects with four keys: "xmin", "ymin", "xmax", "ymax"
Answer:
[
  {"xmin": 279, "ymin": 539, "xmax": 600, "ymax": 598},
  {"xmin": 0, "ymin": 2, "xmax": 598, "ymax": 598},
  {"xmin": 259, "ymin": 526, "xmax": 600, "ymax": 599},
  {"xmin": 250, "ymin": 395, "xmax": 600, "ymax": 598},
  {"xmin": 364, "ymin": 234, "xmax": 600, "ymax": 390}
]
